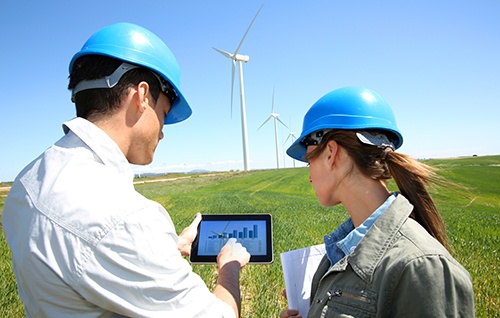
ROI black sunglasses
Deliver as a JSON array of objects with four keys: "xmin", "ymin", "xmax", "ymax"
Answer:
[
  {"xmin": 157, "ymin": 75, "xmax": 179, "ymax": 106},
  {"xmin": 301, "ymin": 130, "xmax": 332, "ymax": 147}
]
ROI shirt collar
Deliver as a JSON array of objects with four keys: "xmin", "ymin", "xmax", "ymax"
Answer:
[
  {"xmin": 348, "ymin": 194, "xmax": 414, "ymax": 282},
  {"xmin": 324, "ymin": 194, "xmax": 397, "ymax": 266},
  {"xmin": 337, "ymin": 194, "xmax": 396, "ymax": 255},
  {"xmin": 62, "ymin": 117, "xmax": 135, "ymax": 182}
]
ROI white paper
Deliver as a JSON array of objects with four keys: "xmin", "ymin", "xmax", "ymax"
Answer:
[{"xmin": 280, "ymin": 244, "xmax": 326, "ymax": 317}]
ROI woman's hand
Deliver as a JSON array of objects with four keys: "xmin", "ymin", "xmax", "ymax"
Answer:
[
  {"xmin": 280, "ymin": 289, "xmax": 302, "ymax": 317},
  {"xmin": 279, "ymin": 309, "xmax": 302, "ymax": 318}
]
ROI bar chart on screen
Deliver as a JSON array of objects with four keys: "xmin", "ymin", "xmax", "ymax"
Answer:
[{"xmin": 198, "ymin": 220, "xmax": 267, "ymax": 256}]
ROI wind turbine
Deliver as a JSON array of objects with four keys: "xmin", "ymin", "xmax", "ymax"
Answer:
[
  {"xmin": 284, "ymin": 118, "xmax": 297, "ymax": 168},
  {"xmin": 213, "ymin": 4, "xmax": 264, "ymax": 171},
  {"xmin": 258, "ymin": 87, "xmax": 288, "ymax": 169}
]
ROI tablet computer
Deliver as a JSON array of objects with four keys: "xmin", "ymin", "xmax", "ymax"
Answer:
[{"xmin": 190, "ymin": 214, "xmax": 273, "ymax": 264}]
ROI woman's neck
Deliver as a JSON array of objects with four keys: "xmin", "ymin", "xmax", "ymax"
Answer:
[{"xmin": 341, "ymin": 178, "xmax": 392, "ymax": 228}]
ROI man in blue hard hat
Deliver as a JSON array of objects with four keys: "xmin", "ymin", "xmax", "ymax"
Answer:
[{"xmin": 3, "ymin": 22, "xmax": 250, "ymax": 317}]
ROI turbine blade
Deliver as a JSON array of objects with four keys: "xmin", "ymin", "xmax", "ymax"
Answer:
[
  {"xmin": 213, "ymin": 47, "xmax": 233, "ymax": 59},
  {"xmin": 231, "ymin": 60, "xmax": 236, "ymax": 118},
  {"xmin": 257, "ymin": 116, "xmax": 273, "ymax": 131},
  {"xmin": 284, "ymin": 132, "xmax": 297, "ymax": 145},
  {"xmin": 277, "ymin": 116, "xmax": 288, "ymax": 128},
  {"xmin": 234, "ymin": 3, "xmax": 264, "ymax": 55}
]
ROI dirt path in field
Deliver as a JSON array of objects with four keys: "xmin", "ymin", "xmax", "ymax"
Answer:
[
  {"xmin": 0, "ymin": 186, "xmax": 11, "ymax": 197},
  {"xmin": 133, "ymin": 176, "xmax": 192, "ymax": 184},
  {"xmin": 1, "ymin": 177, "xmax": 193, "ymax": 197},
  {"xmin": 0, "ymin": 172, "xmax": 233, "ymax": 196}
]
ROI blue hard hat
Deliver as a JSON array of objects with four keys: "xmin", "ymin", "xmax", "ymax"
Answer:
[
  {"xmin": 69, "ymin": 22, "xmax": 192, "ymax": 125},
  {"xmin": 287, "ymin": 86, "xmax": 403, "ymax": 162}
]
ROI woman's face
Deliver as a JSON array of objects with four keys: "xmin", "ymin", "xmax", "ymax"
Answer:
[{"xmin": 306, "ymin": 145, "xmax": 339, "ymax": 207}]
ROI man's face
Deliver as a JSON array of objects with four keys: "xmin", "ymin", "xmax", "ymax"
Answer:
[{"xmin": 128, "ymin": 92, "xmax": 171, "ymax": 165}]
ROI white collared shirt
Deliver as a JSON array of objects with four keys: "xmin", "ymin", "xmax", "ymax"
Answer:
[{"xmin": 3, "ymin": 117, "xmax": 234, "ymax": 318}]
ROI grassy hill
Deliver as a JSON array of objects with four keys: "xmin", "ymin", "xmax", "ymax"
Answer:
[{"xmin": 1, "ymin": 155, "xmax": 499, "ymax": 317}]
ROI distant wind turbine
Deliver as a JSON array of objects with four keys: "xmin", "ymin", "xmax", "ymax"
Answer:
[
  {"xmin": 213, "ymin": 4, "xmax": 264, "ymax": 171},
  {"xmin": 284, "ymin": 118, "xmax": 297, "ymax": 168},
  {"xmin": 258, "ymin": 87, "xmax": 288, "ymax": 169}
]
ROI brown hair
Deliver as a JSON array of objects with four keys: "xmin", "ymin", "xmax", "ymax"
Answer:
[
  {"xmin": 68, "ymin": 55, "xmax": 161, "ymax": 121},
  {"xmin": 305, "ymin": 130, "xmax": 451, "ymax": 251}
]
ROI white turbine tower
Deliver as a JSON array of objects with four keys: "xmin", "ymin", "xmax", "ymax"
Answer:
[
  {"xmin": 213, "ymin": 4, "xmax": 264, "ymax": 171},
  {"xmin": 258, "ymin": 87, "xmax": 288, "ymax": 169},
  {"xmin": 284, "ymin": 118, "xmax": 297, "ymax": 168}
]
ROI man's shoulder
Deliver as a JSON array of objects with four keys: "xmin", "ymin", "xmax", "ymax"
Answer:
[{"xmin": 14, "ymin": 142, "xmax": 152, "ymax": 240}]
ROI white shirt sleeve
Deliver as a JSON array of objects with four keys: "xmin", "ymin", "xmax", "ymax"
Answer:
[{"xmin": 73, "ymin": 203, "xmax": 235, "ymax": 318}]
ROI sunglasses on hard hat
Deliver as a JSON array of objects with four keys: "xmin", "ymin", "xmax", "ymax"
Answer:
[
  {"xmin": 301, "ymin": 129, "xmax": 332, "ymax": 147},
  {"xmin": 153, "ymin": 73, "xmax": 178, "ymax": 107}
]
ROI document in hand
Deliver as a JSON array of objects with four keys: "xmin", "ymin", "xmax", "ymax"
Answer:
[{"xmin": 280, "ymin": 244, "xmax": 326, "ymax": 317}]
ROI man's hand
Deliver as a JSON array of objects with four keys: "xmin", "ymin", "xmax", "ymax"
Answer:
[
  {"xmin": 177, "ymin": 212, "xmax": 202, "ymax": 256},
  {"xmin": 217, "ymin": 238, "xmax": 250, "ymax": 269},
  {"xmin": 214, "ymin": 238, "xmax": 250, "ymax": 317}
]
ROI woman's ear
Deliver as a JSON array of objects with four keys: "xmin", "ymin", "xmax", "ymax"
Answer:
[{"xmin": 326, "ymin": 140, "xmax": 339, "ymax": 170}]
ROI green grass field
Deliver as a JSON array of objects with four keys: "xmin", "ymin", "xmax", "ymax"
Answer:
[{"xmin": 1, "ymin": 155, "xmax": 499, "ymax": 317}]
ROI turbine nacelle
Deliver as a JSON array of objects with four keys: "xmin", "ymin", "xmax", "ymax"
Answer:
[{"xmin": 234, "ymin": 54, "xmax": 250, "ymax": 62}]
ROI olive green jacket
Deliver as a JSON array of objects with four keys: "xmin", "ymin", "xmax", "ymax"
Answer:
[{"xmin": 308, "ymin": 195, "xmax": 475, "ymax": 317}]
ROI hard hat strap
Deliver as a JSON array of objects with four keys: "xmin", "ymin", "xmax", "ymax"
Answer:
[
  {"xmin": 356, "ymin": 131, "xmax": 395, "ymax": 150},
  {"xmin": 302, "ymin": 129, "xmax": 395, "ymax": 150},
  {"xmin": 71, "ymin": 62, "xmax": 178, "ymax": 106},
  {"xmin": 71, "ymin": 62, "xmax": 140, "ymax": 102}
]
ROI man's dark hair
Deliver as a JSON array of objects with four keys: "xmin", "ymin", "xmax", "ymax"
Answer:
[{"xmin": 68, "ymin": 55, "xmax": 161, "ymax": 120}]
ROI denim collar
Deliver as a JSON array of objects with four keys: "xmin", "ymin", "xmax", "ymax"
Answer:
[{"xmin": 324, "ymin": 194, "xmax": 397, "ymax": 267}]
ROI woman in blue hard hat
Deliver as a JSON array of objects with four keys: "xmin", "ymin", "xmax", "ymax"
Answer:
[
  {"xmin": 280, "ymin": 86, "xmax": 474, "ymax": 317},
  {"xmin": 3, "ymin": 22, "xmax": 250, "ymax": 317}
]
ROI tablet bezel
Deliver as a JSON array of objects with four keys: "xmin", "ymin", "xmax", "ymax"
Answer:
[{"xmin": 189, "ymin": 214, "xmax": 273, "ymax": 264}]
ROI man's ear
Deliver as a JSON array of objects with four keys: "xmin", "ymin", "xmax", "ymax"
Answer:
[{"xmin": 133, "ymin": 81, "xmax": 150, "ymax": 113}]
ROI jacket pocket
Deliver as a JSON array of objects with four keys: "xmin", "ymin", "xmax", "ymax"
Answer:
[{"xmin": 312, "ymin": 287, "xmax": 377, "ymax": 318}]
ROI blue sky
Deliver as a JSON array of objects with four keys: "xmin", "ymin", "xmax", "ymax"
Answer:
[{"xmin": 1, "ymin": 1, "xmax": 499, "ymax": 182}]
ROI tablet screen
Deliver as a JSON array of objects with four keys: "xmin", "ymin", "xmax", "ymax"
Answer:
[{"xmin": 190, "ymin": 214, "xmax": 273, "ymax": 264}]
